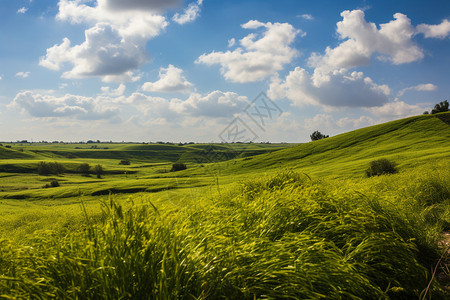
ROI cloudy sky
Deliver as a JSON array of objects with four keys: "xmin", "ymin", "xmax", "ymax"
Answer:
[{"xmin": 0, "ymin": 0, "xmax": 449, "ymax": 143}]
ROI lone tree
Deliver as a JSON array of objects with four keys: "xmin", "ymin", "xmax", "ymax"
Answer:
[
  {"xmin": 310, "ymin": 131, "xmax": 329, "ymax": 141},
  {"xmin": 94, "ymin": 164, "xmax": 104, "ymax": 179},
  {"xmin": 431, "ymin": 100, "xmax": 449, "ymax": 114}
]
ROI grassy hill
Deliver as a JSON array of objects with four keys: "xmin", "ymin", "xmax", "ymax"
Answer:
[{"xmin": 223, "ymin": 112, "xmax": 450, "ymax": 178}]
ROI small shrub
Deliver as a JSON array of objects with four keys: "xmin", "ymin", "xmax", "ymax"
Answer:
[
  {"xmin": 170, "ymin": 163, "xmax": 187, "ymax": 172},
  {"xmin": 365, "ymin": 158, "xmax": 398, "ymax": 177},
  {"xmin": 43, "ymin": 179, "xmax": 60, "ymax": 188},
  {"xmin": 119, "ymin": 159, "xmax": 131, "ymax": 165}
]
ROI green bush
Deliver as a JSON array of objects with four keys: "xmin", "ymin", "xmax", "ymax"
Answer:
[
  {"xmin": 365, "ymin": 158, "xmax": 398, "ymax": 177},
  {"xmin": 42, "ymin": 179, "xmax": 60, "ymax": 188},
  {"xmin": 119, "ymin": 159, "xmax": 130, "ymax": 165},
  {"xmin": 170, "ymin": 163, "xmax": 187, "ymax": 172}
]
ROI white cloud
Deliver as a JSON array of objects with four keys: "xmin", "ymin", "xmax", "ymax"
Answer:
[
  {"xmin": 172, "ymin": 0, "xmax": 203, "ymax": 25},
  {"xmin": 336, "ymin": 115, "xmax": 376, "ymax": 128},
  {"xmin": 398, "ymin": 83, "xmax": 437, "ymax": 97},
  {"xmin": 99, "ymin": 0, "xmax": 182, "ymax": 12},
  {"xmin": 11, "ymin": 91, "xmax": 120, "ymax": 120},
  {"xmin": 417, "ymin": 19, "xmax": 450, "ymax": 39},
  {"xmin": 102, "ymin": 71, "xmax": 142, "ymax": 83},
  {"xmin": 101, "ymin": 83, "xmax": 126, "ymax": 96},
  {"xmin": 126, "ymin": 90, "xmax": 248, "ymax": 119},
  {"xmin": 39, "ymin": 0, "xmax": 171, "ymax": 82},
  {"xmin": 196, "ymin": 20, "xmax": 300, "ymax": 83},
  {"xmin": 15, "ymin": 71, "xmax": 31, "ymax": 78},
  {"xmin": 305, "ymin": 114, "xmax": 377, "ymax": 136},
  {"xmin": 56, "ymin": 24, "xmax": 147, "ymax": 79},
  {"xmin": 17, "ymin": 7, "xmax": 28, "ymax": 14},
  {"xmin": 228, "ymin": 38, "xmax": 235, "ymax": 48},
  {"xmin": 309, "ymin": 10, "xmax": 423, "ymax": 84},
  {"xmin": 172, "ymin": 91, "xmax": 248, "ymax": 117},
  {"xmin": 367, "ymin": 100, "xmax": 424, "ymax": 119},
  {"xmin": 142, "ymin": 65, "xmax": 193, "ymax": 93},
  {"xmin": 268, "ymin": 67, "xmax": 390, "ymax": 108},
  {"xmin": 39, "ymin": 38, "xmax": 72, "ymax": 71},
  {"xmin": 298, "ymin": 14, "xmax": 314, "ymax": 21},
  {"xmin": 304, "ymin": 114, "xmax": 335, "ymax": 132}
]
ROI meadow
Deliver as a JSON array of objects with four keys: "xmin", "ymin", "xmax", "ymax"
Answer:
[{"xmin": 0, "ymin": 112, "xmax": 449, "ymax": 299}]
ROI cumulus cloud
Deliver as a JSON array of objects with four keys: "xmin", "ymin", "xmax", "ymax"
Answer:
[
  {"xmin": 196, "ymin": 20, "xmax": 300, "ymax": 83},
  {"xmin": 173, "ymin": 91, "xmax": 248, "ymax": 117},
  {"xmin": 305, "ymin": 114, "xmax": 377, "ymax": 135},
  {"xmin": 336, "ymin": 115, "xmax": 376, "ymax": 128},
  {"xmin": 142, "ymin": 65, "xmax": 193, "ymax": 93},
  {"xmin": 172, "ymin": 0, "xmax": 203, "ymax": 25},
  {"xmin": 304, "ymin": 114, "xmax": 335, "ymax": 132},
  {"xmin": 268, "ymin": 67, "xmax": 390, "ymax": 108},
  {"xmin": 127, "ymin": 90, "xmax": 248, "ymax": 119},
  {"xmin": 11, "ymin": 91, "xmax": 119, "ymax": 120},
  {"xmin": 228, "ymin": 38, "xmax": 235, "ymax": 48},
  {"xmin": 101, "ymin": 83, "xmax": 126, "ymax": 96},
  {"xmin": 417, "ymin": 19, "xmax": 450, "ymax": 39},
  {"xmin": 42, "ymin": 24, "xmax": 148, "ymax": 79},
  {"xmin": 309, "ymin": 10, "xmax": 423, "ymax": 84},
  {"xmin": 398, "ymin": 83, "xmax": 437, "ymax": 97},
  {"xmin": 99, "ymin": 0, "xmax": 182, "ymax": 12},
  {"xmin": 367, "ymin": 100, "xmax": 424, "ymax": 119},
  {"xmin": 39, "ymin": 0, "xmax": 171, "ymax": 82},
  {"xmin": 17, "ymin": 7, "xmax": 28, "ymax": 14},
  {"xmin": 39, "ymin": 38, "xmax": 72, "ymax": 71},
  {"xmin": 15, "ymin": 71, "xmax": 30, "ymax": 78}
]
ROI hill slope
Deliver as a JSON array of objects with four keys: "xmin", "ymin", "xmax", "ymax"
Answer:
[{"xmin": 225, "ymin": 112, "xmax": 450, "ymax": 178}]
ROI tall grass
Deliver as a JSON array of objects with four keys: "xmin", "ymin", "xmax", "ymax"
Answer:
[{"xmin": 0, "ymin": 168, "xmax": 449, "ymax": 299}]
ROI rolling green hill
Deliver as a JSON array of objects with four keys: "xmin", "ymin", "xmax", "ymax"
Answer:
[{"xmin": 224, "ymin": 112, "xmax": 450, "ymax": 178}]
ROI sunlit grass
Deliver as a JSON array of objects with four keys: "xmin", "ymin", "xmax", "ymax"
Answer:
[{"xmin": 0, "ymin": 167, "xmax": 448, "ymax": 298}]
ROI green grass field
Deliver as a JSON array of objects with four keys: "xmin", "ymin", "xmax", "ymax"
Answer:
[{"xmin": 0, "ymin": 112, "xmax": 449, "ymax": 298}]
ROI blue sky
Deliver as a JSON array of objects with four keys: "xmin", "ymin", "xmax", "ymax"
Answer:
[{"xmin": 0, "ymin": 0, "xmax": 449, "ymax": 143}]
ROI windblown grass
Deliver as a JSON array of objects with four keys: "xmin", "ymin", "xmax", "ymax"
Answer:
[{"xmin": 1, "ymin": 167, "xmax": 448, "ymax": 299}]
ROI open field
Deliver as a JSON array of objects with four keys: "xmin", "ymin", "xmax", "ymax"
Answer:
[{"xmin": 0, "ymin": 112, "xmax": 449, "ymax": 298}]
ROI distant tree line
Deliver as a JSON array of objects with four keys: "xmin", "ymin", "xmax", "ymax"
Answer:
[
  {"xmin": 37, "ymin": 162, "xmax": 104, "ymax": 178},
  {"xmin": 37, "ymin": 162, "xmax": 65, "ymax": 176}
]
